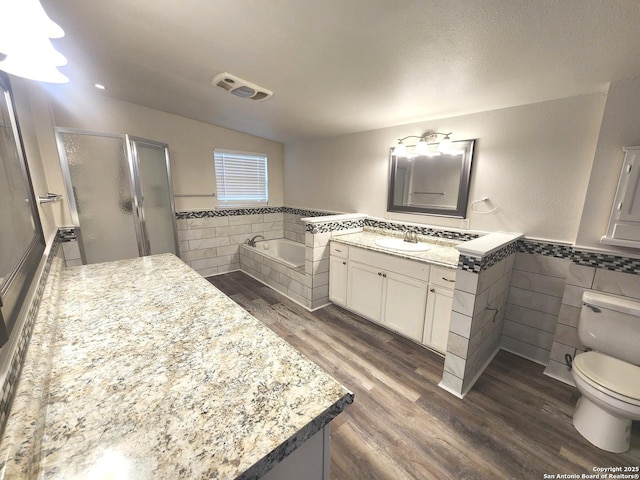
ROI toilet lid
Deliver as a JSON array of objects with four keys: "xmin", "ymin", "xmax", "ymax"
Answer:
[{"xmin": 574, "ymin": 351, "xmax": 640, "ymax": 400}]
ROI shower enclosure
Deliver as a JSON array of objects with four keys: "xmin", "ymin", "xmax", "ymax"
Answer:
[{"xmin": 56, "ymin": 129, "xmax": 179, "ymax": 265}]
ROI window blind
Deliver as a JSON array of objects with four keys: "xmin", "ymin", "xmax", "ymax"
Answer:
[{"xmin": 214, "ymin": 149, "xmax": 268, "ymax": 206}]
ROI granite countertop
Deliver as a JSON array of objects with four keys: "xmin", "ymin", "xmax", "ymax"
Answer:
[
  {"xmin": 0, "ymin": 253, "xmax": 352, "ymax": 479},
  {"xmin": 331, "ymin": 229, "xmax": 461, "ymax": 268}
]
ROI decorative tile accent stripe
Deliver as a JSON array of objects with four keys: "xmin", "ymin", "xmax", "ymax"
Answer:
[
  {"xmin": 176, "ymin": 207, "xmax": 282, "ymax": 219},
  {"xmin": 484, "ymin": 241, "xmax": 518, "ymax": 269},
  {"xmin": 571, "ymin": 248, "xmax": 640, "ymax": 275},
  {"xmin": 58, "ymin": 228, "xmax": 76, "ymax": 242},
  {"xmin": 517, "ymin": 239, "xmax": 640, "ymax": 275},
  {"xmin": 364, "ymin": 219, "xmax": 481, "ymax": 241},
  {"xmin": 458, "ymin": 254, "xmax": 482, "ymax": 273},
  {"xmin": 458, "ymin": 242, "xmax": 518, "ymax": 273},
  {"xmin": 306, "ymin": 219, "xmax": 365, "ymax": 234},
  {"xmin": 284, "ymin": 207, "xmax": 337, "ymax": 218},
  {"xmin": 0, "ymin": 234, "xmax": 62, "ymax": 436},
  {"xmin": 175, "ymin": 206, "xmax": 335, "ymax": 220},
  {"xmin": 517, "ymin": 239, "xmax": 573, "ymax": 258}
]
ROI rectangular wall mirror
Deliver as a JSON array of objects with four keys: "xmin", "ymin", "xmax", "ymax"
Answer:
[{"xmin": 387, "ymin": 139, "xmax": 475, "ymax": 218}]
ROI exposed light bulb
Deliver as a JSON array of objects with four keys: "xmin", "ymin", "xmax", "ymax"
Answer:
[
  {"xmin": 413, "ymin": 138, "xmax": 430, "ymax": 156},
  {"xmin": 437, "ymin": 135, "xmax": 454, "ymax": 154},
  {"xmin": 392, "ymin": 141, "xmax": 408, "ymax": 157}
]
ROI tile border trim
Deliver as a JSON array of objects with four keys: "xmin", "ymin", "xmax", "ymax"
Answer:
[
  {"xmin": 363, "ymin": 219, "xmax": 481, "ymax": 241},
  {"xmin": 518, "ymin": 239, "xmax": 640, "ymax": 275},
  {"xmin": 176, "ymin": 206, "xmax": 335, "ymax": 220},
  {"xmin": 458, "ymin": 242, "xmax": 518, "ymax": 273},
  {"xmin": 306, "ymin": 219, "xmax": 365, "ymax": 234},
  {"xmin": 571, "ymin": 248, "xmax": 640, "ymax": 274}
]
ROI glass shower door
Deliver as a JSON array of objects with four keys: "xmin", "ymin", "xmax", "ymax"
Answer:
[
  {"xmin": 57, "ymin": 129, "xmax": 179, "ymax": 265},
  {"xmin": 58, "ymin": 131, "xmax": 141, "ymax": 264},
  {"xmin": 129, "ymin": 137, "xmax": 178, "ymax": 256}
]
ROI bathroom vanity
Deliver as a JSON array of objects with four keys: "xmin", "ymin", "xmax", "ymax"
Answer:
[
  {"xmin": 0, "ymin": 254, "xmax": 352, "ymax": 479},
  {"xmin": 329, "ymin": 230, "xmax": 459, "ymax": 353}
]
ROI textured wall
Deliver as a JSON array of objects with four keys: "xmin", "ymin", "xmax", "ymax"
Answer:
[
  {"xmin": 576, "ymin": 76, "xmax": 640, "ymax": 253},
  {"xmin": 46, "ymin": 90, "xmax": 284, "ymax": 222},
  {"xmin": 284, "ymin": 93, "xmax": 605, "ymax": 243}
]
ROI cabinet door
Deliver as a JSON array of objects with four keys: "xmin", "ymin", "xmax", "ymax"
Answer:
[
  {"xmin": 619, "ymin": 149, "xmax": 640, "ymax": 223},
  {"xmin": 383, "ymin": 272, "xmax": 428, "ymax": 342},
  {"xmin": 347, "ymin": 261, "xmax": 384, "ymax": 322},
  {"xmin": 329, "ymin": 255, "xmax": 348, "ymax": 307},
  {"xmin": 423, "ymin": 285, "xmax": 454, "ymax": 353}
]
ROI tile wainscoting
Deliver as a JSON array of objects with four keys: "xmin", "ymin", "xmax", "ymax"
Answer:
[
  {"xmin": 441, "ymin": 241, "xmax": 518, "ymax": 397},
  {"xmin": 502, "ymin": 244, "xmax": 571, "ymax": 367},
  {"xmin": 176, "ymin": 206, "xmax": 334, "ymax": 277},
  {"xmin": 501, "ymin": 239, "xmax": 640, "ymax": 386}
]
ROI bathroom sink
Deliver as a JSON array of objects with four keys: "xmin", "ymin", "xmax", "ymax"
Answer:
[{"xmin": 374, "ymin": 237, "xmax": 431, "ymax": 252}]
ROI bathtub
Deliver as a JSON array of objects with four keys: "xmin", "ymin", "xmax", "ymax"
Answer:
[{"xmin": 251, "ymin": 238, "xmax": 305, "ymax": 269}]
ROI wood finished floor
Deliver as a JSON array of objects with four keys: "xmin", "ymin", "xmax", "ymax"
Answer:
[{"xmin": 208, "ymin": 272, "xmax": 640, "ymax": 480}]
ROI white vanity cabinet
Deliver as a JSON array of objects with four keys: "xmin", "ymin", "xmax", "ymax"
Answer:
[
  {"xmin": 329, "ymin": 240, "xmax": 458, "ymax": 353},
  {"xmin": 423, "ymin": 266, "xmax": 457, "ymax": 353},
  {"xmin": 347, "ymin": 260, "xmax": 385, "ymax": 320},
  {"xmin": 346, "ymin": 246, "xmax": 430, "ymax": 342},
  {"xmin": 382, "ymin": 272, "xmax": 430, "ymax": 342},
  {"xmin": 329, "ymin": 243, "xmax": 349, "ymax": 307}
]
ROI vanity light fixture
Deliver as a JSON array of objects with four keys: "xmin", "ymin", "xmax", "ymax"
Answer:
[{"xmin": 392, "ymin": 131, "xmax": 460, "ymax": 157}]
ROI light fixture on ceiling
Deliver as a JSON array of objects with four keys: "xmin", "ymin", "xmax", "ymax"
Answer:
[
  {"xmin": 392, "ymin": 131, "xmax": 460, "ymax": 157},
  {"xmin": 94, "ymin": 83, "xmax": 107, "ymax": 90},
  {"xmin": 212, "ymin": 72, "xmax": 273, "ymax": 101},
  {"xmin": 0, "ymin": 0, "xmax": 69, "ymax": 83}
]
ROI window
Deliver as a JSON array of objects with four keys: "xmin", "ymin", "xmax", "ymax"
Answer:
[{"xmin": 214, "ymin": 149, "xmax": 268, "ymax": 206}]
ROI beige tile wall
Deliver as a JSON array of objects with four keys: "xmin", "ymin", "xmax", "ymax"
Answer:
[
  {"xmin": 240, "ymin": 244, "xmax": 312, "ymax": 309},
  {"xmin": 440, "ymin": 251, "xmax": 515, "ymax": 397},
  {"xmin": 284, "ymin": 212, "xmax": 307, "ymax": 244},
  {"xmin": 501, "ymin": 253, "xmax": 570, "ymax": 365},
  {"xmin": 177, "ymin": 212, "xmax": 284, "ymax": 276}
]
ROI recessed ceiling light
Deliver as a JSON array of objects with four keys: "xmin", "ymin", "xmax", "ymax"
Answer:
[{"xmin": 94, "ymin": 83, "xmax": 106, "ymax": 90}]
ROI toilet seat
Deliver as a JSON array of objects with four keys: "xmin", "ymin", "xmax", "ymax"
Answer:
[{"xmin": 573, "ymin": 351, "xmax": 640, "ymax": 405}]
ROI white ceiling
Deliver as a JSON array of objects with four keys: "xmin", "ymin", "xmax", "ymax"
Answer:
[{"xmin": 43, "ymin": 0, "xmax": 640, "ymax": 143}]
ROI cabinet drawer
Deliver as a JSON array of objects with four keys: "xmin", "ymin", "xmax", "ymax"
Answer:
[
  {"xmin": 330, "ymin": 242, "xmax": 349, "ymax": 259},
  {"xmin": 429, "ymin": 266, "xmax": 457, "ymax": 288},
  {"xmin": 350, "ymin": 246, "xmax": 430, "ymax": 281}
]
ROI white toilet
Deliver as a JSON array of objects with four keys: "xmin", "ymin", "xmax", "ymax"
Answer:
[{"xmin": 571, "ymin": 291, "xmax": 640, "ymax": 452}]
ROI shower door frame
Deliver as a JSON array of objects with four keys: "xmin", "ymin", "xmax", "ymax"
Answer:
[
  {"xmin": 127, "ymin": 135, "xmax": 180, "ymax": 257},
  {"xmin": 56, "ymin": 128, "xmax": 180, "ymax": 264}
]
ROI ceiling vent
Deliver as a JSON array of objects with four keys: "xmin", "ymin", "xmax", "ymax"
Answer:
[{"xmin": 212, "ymin": 72, "xmax": 273, "ymax": 101}]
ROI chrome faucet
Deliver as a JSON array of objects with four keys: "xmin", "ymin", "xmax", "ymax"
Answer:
[
  {"xmin": 403, "ymin": 230, "xmax": 418, "ymax": 243},
  {"xmin": 247, "ymin": 235, "xmax": 265, "ymax": 247}
]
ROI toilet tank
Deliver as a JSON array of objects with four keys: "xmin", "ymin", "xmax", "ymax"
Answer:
[{"xmin": 579, "ymin": 291, "xmax": 640, "ymax": 365}]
